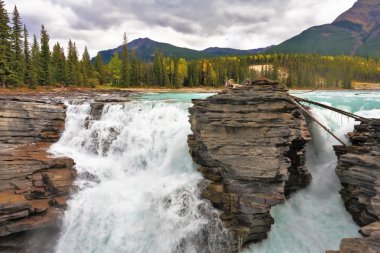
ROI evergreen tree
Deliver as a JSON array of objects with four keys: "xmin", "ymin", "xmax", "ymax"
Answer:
[
  {"xmin": 130, "ymin": 48, "xmax": 137, "ymax": 85},
  {"xmin": 30, "ymin": 35, "xmax": 39, "ymax": 87},
  {"xmin": 39, "ymin": 25, "xmax": 51, "ymax": 85},
  {"xmin": 51, "ymin": 42, "xmax": 66, "ymax": 84},
  {"xmin": 23, "ymin": 25, "xmax": 35, "ymax": 87},
  {"xmin": 94, "ymin": 53, "xmax": 106, "ymax": 84},
  {"xmin": 172, "ymin": 58, "xmax": 180, "ymax": 88},
  {"xmin": 120, "ymin": 32, "xmax": 129, "ymax": 86},
  {"xmin": 162, "ymin": 54, "xmax": 169, "ymax": 86},
  {"xmin": 153, "ymin": 49, "xmax": 161, "ymax": 85},
  {"xmin": 67, "ymin": 40, "xmax": 79, "ymax": 85},
  {"xmin": 0, "ymin": 0, "xmax": 12, "ymax": 87},
  {"xmin": 10, "ymin": 6, "xmax": 23, "ymax": 85},
  {"xmin": 108, "ymin": 52, "xmax": 121, "ymax": 86},
  {"xmin": 81, "ymin": 46, "xmax": 92, "ymax": 85},
  {"xmin": 137, "ymin": 57, "xmax": 143, "ymax": 86}
]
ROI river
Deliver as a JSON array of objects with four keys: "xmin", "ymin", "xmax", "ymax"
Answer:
[{"xmin": 50, "ymin": 91, "xmax": 380, "ymax": 253}]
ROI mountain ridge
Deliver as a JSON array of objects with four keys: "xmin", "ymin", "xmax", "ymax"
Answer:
[
  {"xmin": 96, "ymin": 37, "xmax": 269, "ymax": 63},
  {"xmin": 268, "ymin": 0, "xmax": 380, "ymax": 56}
]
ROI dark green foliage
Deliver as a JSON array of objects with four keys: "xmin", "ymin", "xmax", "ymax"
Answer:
[
  {"xmin": 81, "ymin": 46, "xmax": 92, "ymax": 85},
  {"xmin": 120, "ymin": 32, "xmax": 129, "ymax": 87},
  {"xmin": 10, "ymin": 6, "xmax": 23, "ymax": 86},
  {"xmin": 153, "ymin": 49, "xmax": 163, "ymax": 86},
  {"xmin": 355, "ymin": 25, "xmax": 380, "ymax": 57},
  {"xmin": 51, "ymin": 43, "xmax": 66, "ymax": 85},
  {"xmin": 130, "ymin": 48, "xmax": 138, "ymax": 85},
  {"xmin": 97, "ymin": 38, "xmax": 267, "ymax": 63},
  {"xmin": 30, "ymin": 35, "xmax": 39, "ymax": 87},
  {"xmin": 269, "ymin": 19, "xmax": 380, "ymax": 58},
  {"xmin": 39, "ymin": 25, "xmax": 51, "ymax": 85},
  {"xmin": 0, "ymin": 0, "xmax": 12, "ymax": 87},
  {"xmin": 1, "ymin": 1, "xmax": 380, "ymax": 90},
  {"xmin": 67, "ymin": 40, "xmax": 79, "ymax": 85},
  {"xmin": 172, "ymin": 58, "xmax": 180, "ymax": 88},
  {"xmin": 94, "ymin": 53, "xmax": 106, "ymax": 84},
  {"xmin": 23, "ymin": 25, "xmax": 36, "ymax": 88},
  {"xmin": 268, "ymin": 24, "xmax": 357, "ymax": 56},
  {"xmin": 108, "ymin": 52, "xmax": 121, "ymax": 86}
]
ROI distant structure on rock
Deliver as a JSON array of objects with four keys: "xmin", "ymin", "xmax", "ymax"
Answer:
[{"xmin": 225, "ymin": 78, "xmax": 282, "ymax": 90}]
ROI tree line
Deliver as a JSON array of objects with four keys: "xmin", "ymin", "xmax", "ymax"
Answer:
[
  {"xmin": 1, "ymin": 1, "xmax": 380, "ymax": 89},
  {"xmin": 0, "ymin": 2, "xmax": 97, "ymax": 88}
]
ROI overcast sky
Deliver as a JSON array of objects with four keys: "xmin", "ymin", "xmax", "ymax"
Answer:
[{"xmin": 4, "ymin": 0, "xmax": 356, "ymax": 57}]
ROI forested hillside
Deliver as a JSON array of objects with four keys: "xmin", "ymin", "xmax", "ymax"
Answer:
[
  {"xmin": 269, "ymin": 0, "xmax": 380, "ymax": 57},
  {"xmin": 96, "ymin": 37, "xmax": 267, "ymax": 63},
  {"xmin": 1, "ymin": 1, "xmax": 380, "ymax": 89}
]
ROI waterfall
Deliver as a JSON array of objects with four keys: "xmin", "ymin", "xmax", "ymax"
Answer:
[
  {"xmin": 50, "ymin": 100, "xmax": 228, "ymax": 253},
  {"xmin": 50, "ymin": 91, "xmax": 379, "ymax": 253},
  {"xmin": 245, "ymin": 91, "xmax": 380, "ymax": 253}
]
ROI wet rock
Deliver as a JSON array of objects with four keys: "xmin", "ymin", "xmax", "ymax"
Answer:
[
  {"xmin": 0, "ymin": 95, "xmax": 75, "ymax": 249},
  {"xmin": 188, "ymin": 79, "xmax": 311, "ymax": 252},
  {"xmin": 334, "ymin": 120, "xmax": 380, "ymax": 226},
  {"xmin": 330, "ymin": 119, "xmax": 380, "ymax": 252},
  {"xmin": 0, "ymin": 89, "xmax": 132, "ymax": 250},
  {"xmin": 360, "ymin": 222, "xmax": 380, "ymax": 237},
  {"xmin": 331, "ymin": 232, "xmax": 380, "ymax": 253}
]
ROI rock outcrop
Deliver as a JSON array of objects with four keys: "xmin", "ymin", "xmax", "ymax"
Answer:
[
  {"xmin": 0, "ymin": 89, "xmax": 132, "ymax": 252},
  {"xmin": 188, "ymin": 79, "xmax": 311, "ymax": 252},
  {"xmin": 331, "ymin": 119, "xmax": 380, "ymax": 253},
  {"xmin": 0, "ymin": 94, "xmax": 76, "ymax": 252}
]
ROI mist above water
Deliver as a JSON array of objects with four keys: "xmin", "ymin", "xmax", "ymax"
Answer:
[
  {"xmin": 50, "ymin": 91, "xmax": 380, "ymax": 253},
  {"xmin": 51, "ymin": 99, "xmax": 228, "ymax": 253}
]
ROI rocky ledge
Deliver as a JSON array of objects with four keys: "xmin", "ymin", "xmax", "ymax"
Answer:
[
  {"xmin": 0, "ymin": 89, "xmax": 131, "ymax": 252},
  {"xmin": 0, "ymin": 94, "xmax": 75, "ymax": 252},
  {"xmin": 188, "ymin": 79, "xmax": 311, "ymax": 252},
  {"xmin": 331, "ymin": 119, "xmax": 380, "ymax": 253}
]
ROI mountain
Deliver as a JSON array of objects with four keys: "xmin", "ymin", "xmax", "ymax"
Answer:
[
  {"xmin": 268, "ymin": 0, "xmax": 380, "ymax": 57},
  {"xmin": 96, "ymin": 38, "xmax": 268, "ymax": 63},
  {"xmin": 202, "ymin": 47, "xmax": 269, "ymax": 56}
]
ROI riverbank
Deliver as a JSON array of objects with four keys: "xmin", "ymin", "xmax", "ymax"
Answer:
[
  {"xmin": 0, "ymin": 86, "xmax": 223, "ymax": 95},
  {"xmin": 1, "ymin": 84, "xmax": 380, "ymax": 95}
]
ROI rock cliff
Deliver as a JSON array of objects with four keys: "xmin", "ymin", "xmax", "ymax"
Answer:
[
  {"xmin": 0, "ymin": 89, "xmax": 131, "ymax": 252},
  {"xmin": 0, "ymin": 94, "xmax": 75, "ymax": 252},
  {"xmin": 331, "ymin": 119, "xmax": 380, "ymax": 252},
  {"xmin": 188, "ymin": 80, "xmax": 311, "ymax": 252}
]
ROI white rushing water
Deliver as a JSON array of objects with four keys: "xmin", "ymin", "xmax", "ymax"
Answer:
[
  {"xmin": 51, "ymin": 91, "xmax": 380, "ymax": 253},
  {"xmin": 50, "ymin": 99, "xmax": 227, "ymax": 253},
  {"xmin": 246, "ymin": 91, "xmax": 380, "ymax": 253}
]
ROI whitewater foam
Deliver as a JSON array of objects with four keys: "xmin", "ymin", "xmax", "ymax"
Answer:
[{"xmin": 51, "ymin": 100, "xmax": 228, "ymax": 253}]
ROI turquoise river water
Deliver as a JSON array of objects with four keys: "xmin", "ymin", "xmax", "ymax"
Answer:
[{"xmin": 50, "ymin": 91, "xmax": 380, "ymax": 253}]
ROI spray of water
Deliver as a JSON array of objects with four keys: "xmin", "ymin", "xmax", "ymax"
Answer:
[
  {"xmin": 51, "ymin": 100, "xmax": 228, "ymax": 253},
  {"xmin": 50, "ymin": 92, "xmax": 380, "ymax": 253},
  {"xmin": 245, "ymin": 96, "xmax": 380, "ymax": 253}
]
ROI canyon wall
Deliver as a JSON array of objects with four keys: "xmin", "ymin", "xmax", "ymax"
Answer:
[
  {"xmin": 188, "ymin": 80, "xmax": 311, "ymax": 252},
  {"xmin": 0, "ymin": 94, "xmax": 75, "ymax": 252},
  {"xmin": 331, "ymin": 119, "xmax": 380, "ymax": 252}
]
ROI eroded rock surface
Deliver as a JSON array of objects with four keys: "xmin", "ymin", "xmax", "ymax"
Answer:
[
  {"xmin": 188, "ymin": 80, "xmax": 311, "ymax": 252},
  {"xmin": 0, "ymin": 95, "xmax": 76, "ymax": 252},
  {"xmin": 331, "ymin": 119, "xmax": 380, "ymax": 253},
  {"xmin": 0, "ymin": 89, "xmax": 131, "ymax": 252}
]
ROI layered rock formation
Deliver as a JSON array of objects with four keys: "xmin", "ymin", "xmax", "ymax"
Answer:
[
  {"xmin": 331, "ymin": 119, "xmax": 380, "ymax": 253},
  {"xmin": 0, "ymin": 89, "xmax": 132, "ymax": 252},
  {"xmin": 0, "ymin": 94, "xmax": 76, "ymax": 252},
  {"xmin": 188, "ymin": 80, "xmax": 311, "ymax": 252}
]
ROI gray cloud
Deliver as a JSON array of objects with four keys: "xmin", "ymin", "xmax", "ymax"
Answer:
[{"xmin": 5, "ymin": 0, "xmax": 356, "ymax": 56}]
